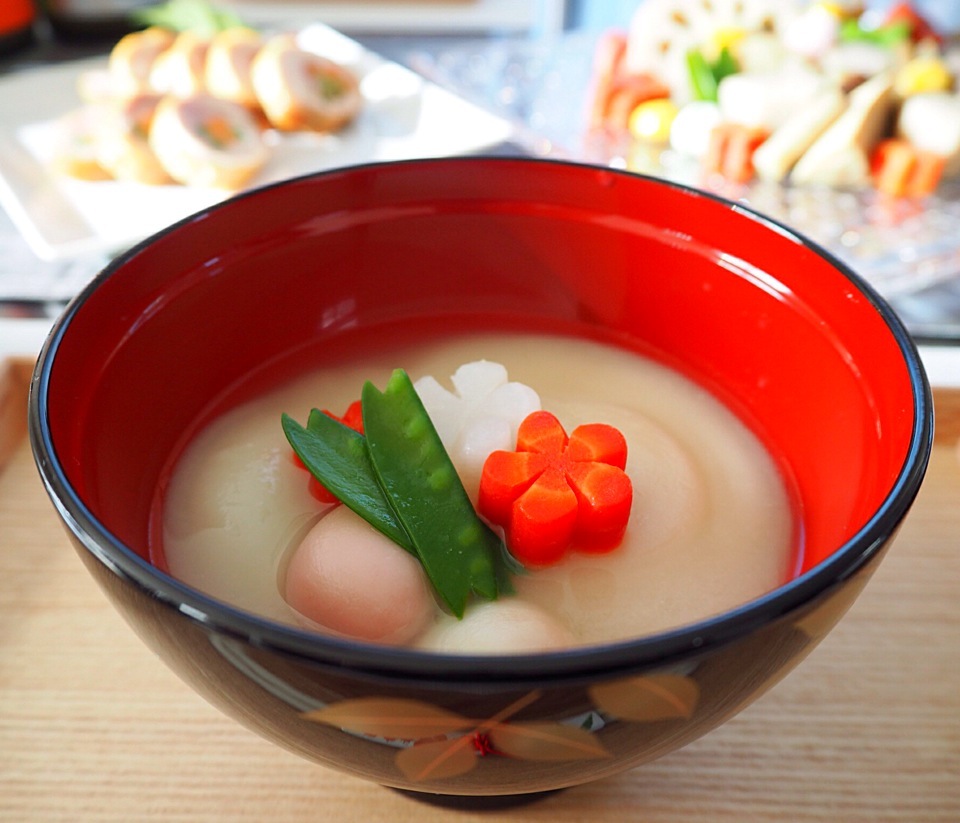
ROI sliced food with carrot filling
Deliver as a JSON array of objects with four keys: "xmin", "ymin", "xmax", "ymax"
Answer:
[{"xmin": 149, "ymin": 93, "xmax": 268, "ymax": 188}]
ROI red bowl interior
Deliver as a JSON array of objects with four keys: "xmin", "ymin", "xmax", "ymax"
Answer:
[{"xmin": 39, "ymin": 158, "xmax": 924, "ymax": 587}]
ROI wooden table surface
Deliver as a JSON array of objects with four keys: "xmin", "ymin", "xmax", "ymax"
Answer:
[{"xmin": 2, "ymin": 356, "xmax": 959, "ymax": 823}]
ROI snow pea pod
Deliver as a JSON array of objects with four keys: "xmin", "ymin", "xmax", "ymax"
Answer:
[
  {"xmin": 361, "ymin": 369, "xmax": 506, "ymax": 617},
  {"xmin": 281, "ymin": 411, "xmax": 413, "ymax": 552}
]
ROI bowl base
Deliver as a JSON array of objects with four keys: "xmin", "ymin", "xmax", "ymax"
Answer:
[{"xmin": 391, "ymin": 787, "xmax": 562, "ymax": 809}]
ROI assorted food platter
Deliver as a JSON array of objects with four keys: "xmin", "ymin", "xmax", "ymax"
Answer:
[
  {"xmin": 413, "ymin": 3, "xmax": 960, "ymax": 301},
  {"xmin": 0, "ymin": 23, "xmax": 514, "ymax": 261}
]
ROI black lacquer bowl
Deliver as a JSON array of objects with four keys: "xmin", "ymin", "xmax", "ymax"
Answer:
[{"xmin": 29, "ymin": 158, "xmax": 932, "ymax": 798}]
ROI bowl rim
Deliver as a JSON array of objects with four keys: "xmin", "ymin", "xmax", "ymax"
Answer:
[{"xmin": 28, "ymin": 156, "xmax": 934, "ymax": 685}]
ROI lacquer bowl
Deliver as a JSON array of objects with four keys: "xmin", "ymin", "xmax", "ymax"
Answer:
[{"xmin": 28, "ymin": 158, "xmax": 932, "ymax": 800}]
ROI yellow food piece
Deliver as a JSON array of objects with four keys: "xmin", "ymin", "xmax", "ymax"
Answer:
[
  {"xmin": 814, "ymin": 2, "xmax": 846, "ymax": 19},
  {"xmin": 628, "ymin": 98, "xmax": 679, "ymax": 144},
  {"xmin": 706, "ymin": 26, "xmax": 746, "ymax": 60},
  {"xmin": 895, "ymin": 57, "xmax": 953, "ymax": 97}
]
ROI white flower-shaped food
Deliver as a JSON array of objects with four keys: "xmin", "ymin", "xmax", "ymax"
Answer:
[{"xmin": 414, "ymin": 361, "xmax": 540, "ymax": 498}]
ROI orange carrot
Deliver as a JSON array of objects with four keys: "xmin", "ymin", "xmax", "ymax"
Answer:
[
  {"xmin": 909, "ymin": 152, "xmax": 946, "ymax": 196},
  {"xmin": 604, "ymin": 74, "xmax": 672, "ymax": 131},
  {"xmin": 871, "ymin": 138, "xmax": 945, "ymax": 197},
  {"xmin": 565, "ymin": 422, "xmax": 629, "ymax": 468},
  {"xmin": 871, "ymin": 139, "xmax": 914, "ymax": 195},
  {"xmin": 883, "ymin": 1, "xmax": 943, "ymax": 44},
  {"xmin": 705, "ymin": 123, "xmax": 769, "ymax": 184},
  {"xmin": 589, "ymin": 30, "xmax": 628, "ymax": 130},
  {"xmin": 478, "ymin": 411, "xmax": 632, "ymax": 567},
  {"xmin": 338, "ymin": 399, "xmax": 364, "ymax": 432},
  {"xmin": 292, "ymin": 400, "xmax": 363, "ymax": 503},
  {"xmin": 588, "ymin": 30, "xmax": 670, "ymax": 131}
]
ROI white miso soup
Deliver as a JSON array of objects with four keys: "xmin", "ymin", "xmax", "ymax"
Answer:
[{"xmin": 158, "ymin": 332, "xmax": 798, "ymax": 652}]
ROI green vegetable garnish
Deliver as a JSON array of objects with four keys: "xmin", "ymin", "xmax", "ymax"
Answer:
[
  {"xmin": 281, "ymin": 410, "xmax": 412, "ymax": 552},
  {"xmin": 318, "ymin": 75, "xmax": 346, "ymax": 100},
  {"xmin": 282, "ymin": 369, "xmax": 512, "ymax": 618},
  {"xmin": 686, "ymin": 46, "xmax": 739, "ymax": 103},
  {"xmin": 686, "ymin": 50, "xmax": 717, "ymax": 101},
  {"xmin": 361, "ymin": 370, "xmax": 506, "ymax": 616},
  {"xmin": 839, "ymin": 18, "xmax": 912, "ymax": 48},
  {"xmin": 131, "ymin": 0, "xmax": 244, "ymax": 34},
  {"xmin": 711, "ymin": 46, "xmax": 739, "ymax": 86}
]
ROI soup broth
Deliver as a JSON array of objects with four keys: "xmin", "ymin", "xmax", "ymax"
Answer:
[{"xmin": 159, "ymin": 332, "xmax": 798, "ymax": 650}]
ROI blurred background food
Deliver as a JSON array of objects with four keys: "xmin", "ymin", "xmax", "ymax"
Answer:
[
  {"xmin": 50, "ymin": 16, "xmax": 363, "ymax": 190},
  {"xmin": 28, "ymin": 1, "xmax": 960, "ymax": 197},
  {"xmin": 3, "ymin": 0, "xmax": 960, "ymax": 346},
  {"xmin": 585, "ymin": 1, "xmax": 960, "ymax": 198}
]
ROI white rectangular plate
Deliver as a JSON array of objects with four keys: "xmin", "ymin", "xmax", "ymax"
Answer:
[{"xmin": 0, "ymin": 24, "xmax": 515, "ymax": 261}]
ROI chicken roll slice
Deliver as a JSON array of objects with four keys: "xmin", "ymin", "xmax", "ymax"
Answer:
[
  {"xmin": 250, "ymin": 35, "xmax": 362, "ymax": 133},
  {"xmin": 108, "ymin": 27, "xmax": 176, "ymax": 99},
  {"xmin": 96, "ymin": 93, "xmax": 172, "ymax": 185},
  {"xmin": 148, "ymin": 30, "xmax": 210, "ymax": 98},
  {"xmin": 205, "ymin": 27, "xmax": 264, "ymax": 112},
  {"xmin": 149, "ymin": 94, "xmax": 268, "ymax": 189}
]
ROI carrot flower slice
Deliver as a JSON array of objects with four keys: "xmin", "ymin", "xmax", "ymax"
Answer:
[{"xmin": 478, "ymin": 411, "xmax": 633, "ymax": 567}]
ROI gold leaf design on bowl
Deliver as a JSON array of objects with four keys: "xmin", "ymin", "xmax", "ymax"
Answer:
[
  {"xmin": 302, "ymin": 688, "xmax": 614, "ymax": 782},
  {"xmin": 588, "ymin": 673, "xmax": 700, "ymax": 721},
  {"xmin": 488, "ymin": 721, "xmax": 613, "ymax": 762},
  {"xmin": 302, "ymin": 697, "xmax": 472, "ymax": 740}
]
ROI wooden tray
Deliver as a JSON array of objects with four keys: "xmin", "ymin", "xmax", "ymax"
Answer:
[{"xmin": 2, "ymin": 355, "xmax": 958, "ymax": 822}]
